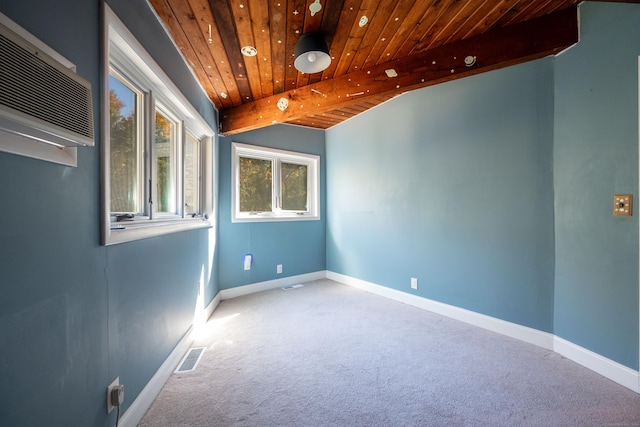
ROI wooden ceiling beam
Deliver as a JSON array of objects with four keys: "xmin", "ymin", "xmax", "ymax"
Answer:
[{"xmin": 220, "ymin": 6, "xmax": 578, "ymax": 136}]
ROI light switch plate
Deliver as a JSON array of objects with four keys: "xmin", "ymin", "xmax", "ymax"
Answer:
[{"xmin": 614, "ymin": 194, "xmax": 632, "ymax": 216}]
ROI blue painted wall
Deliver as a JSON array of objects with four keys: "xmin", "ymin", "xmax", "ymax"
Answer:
[
  {"xmin": 0, "ymin": 0, "xmax": 218, "ymax": 426},
  {"xmin": 554, "ymin": 2, "xmax": 640, "ymax": 369},
  {"xmin": 326, "ymin": 59, "xmax": 556, "ymax": 333},
  {"xmin": 218, "ymin": 125, "xmax": 326, "ymax": 288}
]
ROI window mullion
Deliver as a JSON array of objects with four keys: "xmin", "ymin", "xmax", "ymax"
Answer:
[
  {"xmin": 273, "ymin": 158, "xmax": 281, "ymax": 213},
  {"xmin": 178, "ymin": 121, "xmax": 185, "ymax": 217},
  {"xmin": 146, "ymin": 90, "xmax": 155, "ymax": 220},
  {"xmin": 136, "ymin": 85, "xmax": 146, "ymax": 215}
]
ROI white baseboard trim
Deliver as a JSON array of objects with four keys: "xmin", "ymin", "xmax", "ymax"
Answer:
[
  {"xmin": 119, "ymin": 327, "xmax": 194, "ymax": 427},
  {"xmin": 327, "ymin": 271, "xmax": 554, "ymax": 350},
  {"xmin": 205, "ymin": 291, "xmax": 221, "ymax": 320},
  {"xmin": 554, "ymin": 336, "xmax": 640, "ymax": 393},
  {"xmin": 219, "ymin": 270, "xmax": 327, "ymax": 300},
  {"xmin": 327, "ymin": 271, "xmax": 640, "ymax": 393},
  {"xmin": 327, "ymin": 271, "xmax": 640, "ymax": 394}
]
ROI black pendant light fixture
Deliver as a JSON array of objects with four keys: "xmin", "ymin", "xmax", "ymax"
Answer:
[{"xmin": 294, "ymin": 32, "xmax": 331, "ymax": 74}]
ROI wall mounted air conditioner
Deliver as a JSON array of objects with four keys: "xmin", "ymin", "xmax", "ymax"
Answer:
[{"xmin": 0, "ymin": 18, "xmax": 94, "ymax": 149}]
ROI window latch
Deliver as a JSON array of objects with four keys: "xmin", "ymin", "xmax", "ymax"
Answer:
[{"xmin": 115, "ymin": 214, "xmax": 135, "ymax": 222}]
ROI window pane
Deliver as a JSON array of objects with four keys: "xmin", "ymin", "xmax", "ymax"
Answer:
[
  {"xmin": 109, "ymin": 74, "xmax": 141, "ymax": 213},
  {"xmin": 155, "ymin": 110, "xmax": 176, "ymax": 213},
  {"xmin": 239, "ymin": 157, "xmax": 272, "ymax": 212},
  {"xmin": 281, "ymin": 162, "xmax": 308, "ymax": 211},
  {"xmin": 184, "ymin": 134, "xmax": 200, "ymax": 215}
]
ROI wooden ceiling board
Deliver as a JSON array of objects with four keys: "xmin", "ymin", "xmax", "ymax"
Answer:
[
  {"xmin": 346, "ymin": 0, "xmax": 396, "ymax": 74},
  {"xmin": 149, "ymin": 0, "xmax": 588, "ymax": 133},
  {"xmin": 307, "ymin": 0, "xmax": 345, "ymax": 85},
  {"xmin": 392, "ymin": 0, "xmax": 456, "ymax": 60},
  {"xmin": 413, "ymin": 0, "xmax": 477, "ymax": 53},
  {"xmin": 302, "ymin": 0, "xmax": 326, "ymax": 32},
  {"xmin": 456, "ymin": 0, "xmax": 519, "ymax": 41},
  {"xmin": 185, "ymin": 0, "xmax": 243, "ymax": 106},
  {"xmin": 269, "ymin": 1, "xmax": 288, "ymax": 94},
  {"xmin": 362, "ymin": 0, "xmax": 423, "ymax": 68},
  {"xmin": 245, "ymin": 0, "xmax": 272, "ymax": 99},
  {"xmin": 150, "ymin": 0, "xmax": 226, "ymax": 107},
  {"xmin": 227, "ymin": 0, "xmax": 261, "ymax": 101},
  {"xmin": 318, "ymin": 0, "xmax": 364, "ymax": 77},
  {"xmin": 332, "ymin": 0, "xmax": 382, "ymax": 75},
  {"xmin": 175, "ymin": 0, "xmax": 239, "ymax": 107},
  {"xmin": 284, "ymin": 0, "xmax": 305, "ymax": 90},
  {"xmin": 319, "ymin": 0, "xmax": 346, "ymax": 47},
  {"xmin": 439, "ymin": 0, "xmax": 500, "ymax": 46},
  {"xmin": 208, "ymin": 0, "xmax": 254, "ymax": 102}
]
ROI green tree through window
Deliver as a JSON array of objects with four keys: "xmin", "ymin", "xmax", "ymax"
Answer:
[
  {"xmin": 281, "ymin": 162, "xmax": 308, "ymax": 211},
  {"xmin": 109, "ymin": 76, "xmax": 138, "ymax": 213},
  {"xmin": 155, "ymin": 111, "xmax": 174, "ymax": 213},
  {"xmin": 239, "ymin": 157, "xmax": 272, "ymax": 212}
]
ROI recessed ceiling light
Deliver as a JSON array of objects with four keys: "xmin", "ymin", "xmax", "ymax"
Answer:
[{"xmin": 241, "ymin": 46, "xmax": 257, "ymax": 57}]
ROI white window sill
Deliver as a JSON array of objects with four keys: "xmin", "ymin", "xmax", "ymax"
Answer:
[
  {"xmin": 104, "ymin": 216, "xmax": 213, "ymax": 245},
  {"xmin": 232, "ymin": 213, "xmax": 320, "ymax": 223}
]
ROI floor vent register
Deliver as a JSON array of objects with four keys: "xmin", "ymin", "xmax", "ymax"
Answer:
[{"xmin": 175, "ymin": 347, "xmax": 206, "ymax": 373}]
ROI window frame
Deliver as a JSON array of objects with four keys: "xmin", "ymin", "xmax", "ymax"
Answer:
[
  {"xmin": 232, "ymin": 142, "xmax": 320, "ymax": 223},
  {"xmin": 101, "ymin": 4, "xmax": 215, "ymax": 245}
]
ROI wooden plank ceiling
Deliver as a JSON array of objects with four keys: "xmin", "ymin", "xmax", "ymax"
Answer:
[{"xmin": 149, "ymin": 0, "xmax": 581, "ymax": 136}]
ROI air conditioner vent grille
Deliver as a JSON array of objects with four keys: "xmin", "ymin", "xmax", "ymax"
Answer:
[{"xmin": 0, "ymin": 28, "xmax": 94, "ymax": 145}]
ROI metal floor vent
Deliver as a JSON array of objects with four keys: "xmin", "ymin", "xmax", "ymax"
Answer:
[
  {"xmin": 175, "ymin": 347, "xmax": 206, "ymax": 373},
  {"xmin": 281, "ymin": 284, "xmax": 304, "ymax": 291}
]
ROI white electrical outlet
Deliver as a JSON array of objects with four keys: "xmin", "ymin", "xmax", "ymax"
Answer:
[
  {"xmin": 411, "ymin": 277, "xmax": 418, "ymax": 290},
  {"xmin": 277, "ymin": 264, "xmax": 283, "ymax": 274},
  {"xmin": 107, "ymin": 377, "xmax": 120, "ymax": 414}
]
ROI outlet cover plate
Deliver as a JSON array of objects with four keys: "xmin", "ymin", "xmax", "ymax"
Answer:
[
  {"xmin": 411, "ymin": 277, "xmax": 418, "ymax": 290},
  {"xmin": 107, "ymin": 377, "xmax": 119, "ymax": 414},
  {"xmin": 614, "ymin": 194, "xmax": 632, "ymax": 216}
]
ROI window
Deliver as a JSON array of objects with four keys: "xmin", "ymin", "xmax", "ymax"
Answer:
[
  {"xmin": 232, "ymin": 143, "xmax": 320, "ymax": 222},
  {"xmin": 102, "ymin": 5, "xmax": 214, "ymax": 245}
]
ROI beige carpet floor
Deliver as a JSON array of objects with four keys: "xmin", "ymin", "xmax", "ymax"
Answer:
[{"xmin": 139, "ymin": 279, "xmax": 640, "ymax": 426}]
